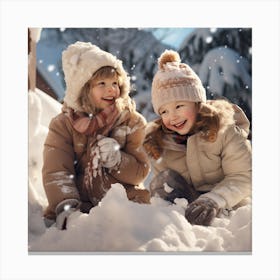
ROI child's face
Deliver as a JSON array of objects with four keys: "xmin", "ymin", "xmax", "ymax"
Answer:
[
  {"xmin": 89, "ymin": 76, "xmax": 120, "ymax": 110},
  {"xmin": 159, "ymin": 101, "xmax": 198, "ymax": 135}
]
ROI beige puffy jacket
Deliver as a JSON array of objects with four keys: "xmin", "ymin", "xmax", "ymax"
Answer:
[
  {"xmin": 144, "ymin": 100, "xmax": 252, "ymax": 209},
  {"xmin": 42, "ymin": 108, "xmax": 150, "ymax": 220}
]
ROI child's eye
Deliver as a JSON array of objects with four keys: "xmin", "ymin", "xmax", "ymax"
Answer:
[
  {"xmin": 97, "ymin": 81, "xmax": 105, "ymax": 86},
  {"xmin": 176, "ymin": 104, "xmax": 184, "ymax": 109},
  {"xmin": 159, "ymin": 110, "xmax": 166, "ymax": 115}
]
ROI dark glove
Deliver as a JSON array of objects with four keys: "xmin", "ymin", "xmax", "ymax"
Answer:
[
  {"xmin": 149, "ymin": 169, "xmax": 199, "ymax": 203},
  {"xmin": 55, "ymin": 199, "xmax": 80, "ymax": 230},
  {"xmin": 185, "ymin": 197, "xmax": 219, "ymax": 226}
]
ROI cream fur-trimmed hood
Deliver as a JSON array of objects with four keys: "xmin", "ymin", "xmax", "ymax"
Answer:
[
  {"xmin": 206, "ymin": 99, "xmax": 250, "ymax": 138},
  {"xmin": 62, "ymin": 41, "xmax": 130, "ymax": 112}
]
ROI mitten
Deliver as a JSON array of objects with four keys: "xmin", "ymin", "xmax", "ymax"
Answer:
[
  {"xmin": 149, "ymin": 169, "xmax": 199, "ymax": 203},
  {"xmin": 143, "ymin": 121, "xmax": 163, "ymax": 160},
  {"xmin": 55, "ymin": 198, "xmax": 80, "ymax": 230},
  {"xmin": 185, "ymin": 197, "xmax": 219, "ymax": 226},
  {"xmin": 143, "ymin": 135, "xmax": 163, "ymax": 160},
  {"xmin": 125, "ymin": 185, "xmax": 151, "ymax": 204},
  {"xmin": 97, "ymin": 136, "xmax": 121, "ymax": 169}
]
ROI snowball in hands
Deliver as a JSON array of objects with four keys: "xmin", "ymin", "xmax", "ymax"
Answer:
[{"xmin": 97, "ymin": 136, "xmax": 121, "ymax": 169}]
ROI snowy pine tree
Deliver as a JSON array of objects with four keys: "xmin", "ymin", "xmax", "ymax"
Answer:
[
  {"xmin": 179, "ymin": 28, "xmax": 252, "ymax": 123},
  {"xmin": 37, "ymin": 28, "xmax": 252, "ymax": 123}
]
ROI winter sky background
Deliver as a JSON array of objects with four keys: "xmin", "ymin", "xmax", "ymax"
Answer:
[
  {"xmin": 36, "ymin": 26, "xmax": 253, "ymax": 126},
  {"xmin": 1, "ymin": 1, "xmax": 280, "ymax": 280}
]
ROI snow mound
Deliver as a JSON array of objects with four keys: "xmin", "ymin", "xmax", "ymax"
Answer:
[
  {"xmin": 28, "ymin": 89, "xmax": 61, "ymax": 208},
  {"xmin": 29, "ymin": 184, "xmax": 251, "ymax": 252}
]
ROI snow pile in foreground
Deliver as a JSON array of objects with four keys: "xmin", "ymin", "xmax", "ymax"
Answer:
[
  {"xmin": 29, "ymin": 183, "xmax": 251, "ymax": 252},
  {"xmin": 28, "ymin": 88, "xmax": 251, "ymax": 253}
]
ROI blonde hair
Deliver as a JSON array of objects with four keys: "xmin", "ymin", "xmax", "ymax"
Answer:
[
  {"xmin": 191, "ymin": 103, "xmax": 220, "ymax": 142},
  {"xmin": 78, "ymin": 66, "xmax": 136, "ymax": 114}
]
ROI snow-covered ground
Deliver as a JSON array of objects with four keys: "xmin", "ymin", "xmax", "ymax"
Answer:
[{"xmin": 28, "ymin": 88, "xmax": 252, "ymax": 253}]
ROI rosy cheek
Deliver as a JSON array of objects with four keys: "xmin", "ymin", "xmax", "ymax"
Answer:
[
  {"xmin": 184, "ymin": 110, "xmax": 196, "ymax": 120},
  {"xmin": 162, "ymin": 118, "xmax": 169, "ymax": 128},
  {"xmin": 184, "ymin": 111, "xmax": 191, "ymax": 117}
]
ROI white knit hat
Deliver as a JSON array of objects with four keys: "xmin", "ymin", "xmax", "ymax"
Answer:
[
  {"xmin": 62, "ymin": 41, "xmax": 130, "ymax": 111},
  {"xmin": 152, "ymin": 49, "xmax": 206, "ymax": 115}
]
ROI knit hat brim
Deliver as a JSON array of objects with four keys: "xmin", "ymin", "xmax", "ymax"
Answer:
[
  {"xmin": 151, "ymin": 50, "xmax": 206, "ymax": 115},
  {"xmin": 152, "ymin": 83, "xmax": 206, "ymax": 114}
]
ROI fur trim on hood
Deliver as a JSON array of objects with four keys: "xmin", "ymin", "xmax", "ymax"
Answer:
[
  {"xmin": 144, "ymin": 99, "xmax": 250, "ymax": 159},
  {"xmin": 62, "ymin": 41, "xmax": 130, "ymax": 112},
  {"xmin": 207, "ymin": 99, "xmax": 250, "ymax": 137}
]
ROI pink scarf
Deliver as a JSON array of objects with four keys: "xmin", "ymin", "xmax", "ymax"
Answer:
[
  {"xmin": 63, "ymin": 103, "xmax": 121, "ymax": 195},
  {"xmin": 63, "ymin": 103, "xmax": 120, "ymax": 136}
]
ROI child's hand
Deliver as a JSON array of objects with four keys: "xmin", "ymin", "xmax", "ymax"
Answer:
[
  {"xmin": 143, "ymin": 125, "xmax": 163, "ymax": 160},
  {"xmin": 125, "ymin": 185, "xmax": 151, "ymax": 204},
  {"xmin": 97, "ymin": 136, "xmax": 121, "ymax": 169},
  {"xmin": 185, "ymin": 197, "xmax": 219, "ymax": 226}
]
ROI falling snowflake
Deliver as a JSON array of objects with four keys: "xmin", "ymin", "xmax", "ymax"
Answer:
[
  {"xmin": 113, "ymin": 143, "xmax": 120, "ymax": 151},
  {"xmin": 47, "ymin": 65, "xmax": 55, "ymax": 72},
  {"xmin": 205, "ymin": 36, "xmax": 213, "ymax": 44},
  {"xmin": 64, "ymin": 204, "xmax": 71, "ymax": 211}
]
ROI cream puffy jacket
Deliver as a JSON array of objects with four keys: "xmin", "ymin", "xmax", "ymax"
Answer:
[{"xmin": 145, "ymin": 100, "xmax": 252, "ymax": 209}]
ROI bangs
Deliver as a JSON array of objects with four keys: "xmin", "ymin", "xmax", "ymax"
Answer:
[{"xmin": 91, "ymin": 66, "xmax": 121, "ymax": 83}]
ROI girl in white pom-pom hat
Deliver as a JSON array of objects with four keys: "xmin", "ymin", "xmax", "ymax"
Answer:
[
  {"xmin": 42, "ymin": 42, "xmax": 150, "ymax": 230},
  {"xmin": 143, "ymin": 49, "xmax": 251, "ymax": 226}
]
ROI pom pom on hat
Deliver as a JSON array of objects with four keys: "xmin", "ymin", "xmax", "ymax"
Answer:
[
  {"xmin": 158, "ymin": 50, "xmax": 181, "ymax": 70},
  {"xmin": 151, "ymin": 49, "xmax": 207, "ymax": 115}
]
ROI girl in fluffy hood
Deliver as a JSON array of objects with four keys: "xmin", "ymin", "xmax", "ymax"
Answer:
[
  {"xmin": 144, "ymin": 50, "xmax": 252, "ymax": 226},
  {"xmin": 42, "ymin": 42, "xmax": 150, "ymax": 230}
]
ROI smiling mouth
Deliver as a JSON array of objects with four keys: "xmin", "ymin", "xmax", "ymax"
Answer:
[
  {"xmin": 173, "ymin": 120, "xmax": 187, "ymax": 129},
  {"xmin": 102, "ymin": 97, "xmax": 115, "ymax": 102}
]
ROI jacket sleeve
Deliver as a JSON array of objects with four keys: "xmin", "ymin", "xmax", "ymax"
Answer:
[
  {"xmin": 201, "ymin": 125, "xmax": 252, "ymax": 209},
  {"xmin": 110, "ymin": 113, "xmax": 150, "ymax": 185},
  {"xmin": 42, "ymin": 113, "xmax": 80, "ymax": 219}
]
